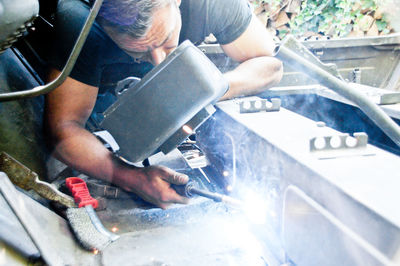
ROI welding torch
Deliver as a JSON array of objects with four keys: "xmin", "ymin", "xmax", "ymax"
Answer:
[{"xmin": 172, "ymin": 181, "xmax": 243, "ymax": 208}]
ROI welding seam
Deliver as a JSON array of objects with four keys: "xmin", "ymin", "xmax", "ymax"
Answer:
[
  {"xmin": 224, "ymin": 132, "xmax": 237, "ymax": 190},
  {"xmin": 276, "ymin": 45, "xmax": 400, "ymax": 147},
  {"xmin": 0, "ymin": 0, "xmax": 104, "ymax": 102}
]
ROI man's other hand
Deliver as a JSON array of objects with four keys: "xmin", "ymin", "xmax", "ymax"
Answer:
[{"xmin": 119, "ymin": 165, "xmax": 190, "ymax": 209}]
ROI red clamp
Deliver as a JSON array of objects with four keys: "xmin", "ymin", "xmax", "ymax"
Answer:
[{"xmin": 66, "ymin": 177, "xmax": 98, "ymax": 208}]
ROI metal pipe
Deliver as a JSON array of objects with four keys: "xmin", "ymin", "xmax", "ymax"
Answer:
[
  {"xmin": 275, "ymin": 36, "xmax": 400, "ymax": 147},
  {"xmin": 189, "ymin": 187, "xmax": 243, "ymax": 208},
  {"xmin": 0, "ymin": 0, "xmax": 104, "ymax": 102}
]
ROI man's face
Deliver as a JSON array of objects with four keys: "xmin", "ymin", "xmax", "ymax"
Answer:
[{"xmin": 105, "ymin": 2, "xmax": 182, "ymax": 65}]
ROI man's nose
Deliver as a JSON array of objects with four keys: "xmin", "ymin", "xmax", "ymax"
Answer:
[{"xmin": 150, "ymin": 48, "xmax": 167, "ymax": 65}]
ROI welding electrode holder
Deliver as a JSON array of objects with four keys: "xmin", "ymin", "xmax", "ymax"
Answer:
[
  {"xmin": 172, "ymin": 181, "xmax": 244, "ymax": 208},
  {"xmin": 171, "ymin": 181, "xmax": 197, "ymax": 198}
]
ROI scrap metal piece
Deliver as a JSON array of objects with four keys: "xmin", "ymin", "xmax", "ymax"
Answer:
[
  {"xmin": 0, "ymin": 172, "xmax": 62, "ymax": 266},
  {"xmin": 0, "ymin": 151, "xmax": 75, "ymax": 207},
  {"xmin": 0, "ymin": 194, "xmax": 40, "ymax": 260},
  {"xmin": 310, "ymin": 132, "xmax": 374, "ymax": 159},
  {"xmin": 239, "ymin": 98, "xmax": 281, "ymax": 113}
]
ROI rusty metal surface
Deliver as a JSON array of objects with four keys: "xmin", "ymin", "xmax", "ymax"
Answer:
[
  {"xmin": 0, "ymin": 49, "xmax": 48, "ymax": 178},
  {"xmin": 0, "ymin": 151, "xmax": 75, "ymax": 207}
]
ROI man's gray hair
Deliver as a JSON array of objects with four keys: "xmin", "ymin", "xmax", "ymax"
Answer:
[{"xmin": 97, "ymin": 0, "xmax": 175, "ymax": 39}]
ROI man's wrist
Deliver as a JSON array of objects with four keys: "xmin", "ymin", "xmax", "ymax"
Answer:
[{"xmin": 110, "ymin": 157, "xmax": 140, "ymax": 191}]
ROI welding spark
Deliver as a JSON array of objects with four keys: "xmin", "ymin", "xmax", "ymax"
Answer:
[
  {"xmin": 111, "ymin": 226, "xmax": 119, "ymax": 233},
  {"xmin": 182, "ymin": 125, "xmax": 193, "ymax": 134},
  {"xmin": 223, "ymin": 171, "xmax": 229, "ymax": 177},
  {"xmin": 226, "ymin": 185, "xmax": 233, "ymax": 192},
  {"xmin": 92, "ymin": 249, "xmax": 99, "ymax": 255},
  {"xmin": 198, "ymin": 167, "xmax": 211, "ymax": 183}
]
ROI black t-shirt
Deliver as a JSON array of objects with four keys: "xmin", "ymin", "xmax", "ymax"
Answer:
[{"xmin": 47, "ymin": 0, "xmax": 252, "ymax": 90}]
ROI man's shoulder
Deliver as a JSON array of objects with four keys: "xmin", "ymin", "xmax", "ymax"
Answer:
[
  {"xmin": 180, "ymin": 0, "xmax": 252, "ymax": 45},
  {"xmin": 181, "ymin": 0, "xmax": 238, "ymax": 13}
]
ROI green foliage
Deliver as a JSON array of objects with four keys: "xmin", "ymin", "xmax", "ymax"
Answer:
[
  {"xmin": 291, "ymin": 0, "xmax": 373, "ymax": 37},
  {"xmin": 251, "ymin": 0, "xmax": 391, "ymax": 38}
]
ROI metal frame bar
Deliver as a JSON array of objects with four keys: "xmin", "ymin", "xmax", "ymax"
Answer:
[{"xmin": 0, "ymin": 0, "xmax": 104, "ymax": 102}]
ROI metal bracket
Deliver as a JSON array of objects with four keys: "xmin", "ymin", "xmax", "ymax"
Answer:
[
  {"xmin": 93, "ymin": 130, "xmax": 120, "ymax": 153},
  {"xmin": 114, "ymin": 77, "xmax": 141, "ymax": 97},
  {"xmin": 310, "ymin": 132, "xmax": 375, "ymax": 159},
  {"xmin": 239, "ymin": 98, "xmax": 281, "ymax": 113}
]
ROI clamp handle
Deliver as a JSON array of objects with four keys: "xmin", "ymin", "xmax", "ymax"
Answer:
[{"xmin": 65, "ymin": 177, "xmax": 98, "ymax": 208}]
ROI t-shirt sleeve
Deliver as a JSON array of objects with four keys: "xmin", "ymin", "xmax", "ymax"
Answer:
[
  {"xmin": 207, "ymin": 0, "xmax": 252, "ymax": 45},
  {"xmin": 46, "ymin": 0, "xmax": 104, "ymax": 87}
]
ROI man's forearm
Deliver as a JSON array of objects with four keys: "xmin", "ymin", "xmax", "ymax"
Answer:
[
  {"xmin": 48, "ymin": 122, "xmax": 190, "ymax": 208},
  {"xmin": 49, "ymin": 122, "xmax": 129, "ymax": 185},
  {"xmin": 220, "ymin": 56, "xmax": 283, "ymax": 101}
]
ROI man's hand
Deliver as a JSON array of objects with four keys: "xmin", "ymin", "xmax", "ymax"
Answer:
[{"xmin": 117, "ymin": 165, "xmax": 190, "ymax": 209}]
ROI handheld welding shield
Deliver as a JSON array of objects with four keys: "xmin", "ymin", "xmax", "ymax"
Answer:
[{"xmin": 97, "ymin": 40, "xmax": 229, "ymax": 164}]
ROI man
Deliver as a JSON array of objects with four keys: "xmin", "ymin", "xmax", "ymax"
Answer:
[{"xmin": 45, "ymin": 0, "xmax": 283, "ymax": 209}]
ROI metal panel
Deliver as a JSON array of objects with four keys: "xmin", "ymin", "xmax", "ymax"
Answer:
[
  {"xmin": 283, "ymin": 185, "xmax": 396, "ymax": 266},
  {"xmin": 197, "ymin": 98, "xmax": 400, "ymax": 265},
  {"xmin": 0, "ymin": 49, "xmax": 47, "ymax": 178}
]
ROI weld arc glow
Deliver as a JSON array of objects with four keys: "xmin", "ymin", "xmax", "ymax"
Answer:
[
  {"xmin": 182, "ymin": 125, "xmax": 193, "ymax": 134},
  {"xmin": 240, "ymin": 191, "xmax": 270, "ymax": 225}
]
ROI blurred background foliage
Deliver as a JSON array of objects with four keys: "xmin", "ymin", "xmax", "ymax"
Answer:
[{"xmin": 249, "ymin": 0, "xmax": 394, "ymax": 40}]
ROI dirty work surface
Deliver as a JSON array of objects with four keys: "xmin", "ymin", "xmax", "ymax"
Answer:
[{"xmin": 101, "ymin": 205, "xmax": 269, "ymax": 266}]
